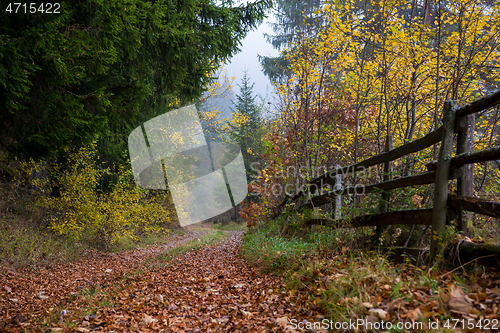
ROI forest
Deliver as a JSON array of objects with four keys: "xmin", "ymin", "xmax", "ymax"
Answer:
[{"xmin": 1, "ymin": 0, "xmax": 500, "ymax": 331}]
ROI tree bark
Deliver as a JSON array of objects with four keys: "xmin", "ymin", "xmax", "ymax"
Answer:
[
  {"xmin": 450, "ymin": 241, "xmax": 500, "ymax": 268},
  {"xmin": 431, "ymin": 101, "xmax": 457, "ymax": 262},
  {"xmin": 456, "ymin": 114, "xmax": 475, "ymax": 236}
]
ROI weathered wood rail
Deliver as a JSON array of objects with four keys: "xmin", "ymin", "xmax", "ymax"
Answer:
[{"xmin": 274, "ymin": 90, "xmax": 500, "ymax": 263}]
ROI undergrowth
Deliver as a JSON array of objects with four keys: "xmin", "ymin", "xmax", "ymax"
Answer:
[
  {"xmin": 147, "ymin": 230, "xmax": 226, "ymax": 269},
  {"xmin": 240, "ymin": 211, "xmax": 494, "ymax": 331},
  {"xmin": 25, "ymin": 143, "xmax": 173, "ymax": 248},
  {"xmin": 0, "ymin": 147, "xmax": 180, "ymax": 271},
  {"xmin": 212, "ymin": 220, "xmax": 247, "ymax": 231},
  {"xmin": 240, "ymin": 217, "xmax": 398, "ymax": 323},
  {"xmin": 0, "ymin": 211, "xmax": 180, "ymax": 271},
  {"xmin": 0, "ymin": 142, "xmax": 180, "ymax": 269}
]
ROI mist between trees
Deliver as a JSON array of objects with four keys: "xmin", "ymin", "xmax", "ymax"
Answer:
[{"xmin": 0, "ymin": 0, "xmax": 273, "ymax": 249}]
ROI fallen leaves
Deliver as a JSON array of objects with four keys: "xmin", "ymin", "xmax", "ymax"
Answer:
[
  {"xmin": 36, "ymin": 292, "xmax": 49, "ymax": 300},
  {"xmin": 449, "ymin": 284, "xmax": 473, "ymax": 314},
  {"xmin": 411, "ymin": 194, "xmax": 423, "ymax": 207},
  {"xmin": 1, "ymin": 231, "xmax": 322, "ymax": 331},
  {"xmin": 369, "ymin": 308, "xmax": 388, "ymax": 320},
  {"xmin": 139, "ymin": 314, "xmax": 158, "ymax": 326},
  {"xmin": 276, "ymin": 316, "xmax": 288, "ymax": 327},
  {"xmin": 272, "ymin": 250, "xmax": 500, "ymax": 331},
  {"xmin": 240, "ymin": 309, "xmax": 253, "ymax": 319},
  {"xmin": 0, "ymin": 230, "xmax": 207, "ymax": 331},
  {"xmin": 154, "ymin": 294, "xmax": 164, "ymax": 303},
  {"xmin": 362, "ymin": 302, "xmax": 373, "ymax": 308},
  {"xmin": 3, "ymin": 226, "xmax": 500, "ymax": 332}
]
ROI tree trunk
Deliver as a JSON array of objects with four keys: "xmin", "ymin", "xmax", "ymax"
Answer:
[{"xmin": 448, "ymin": 241, "xmax": 500, "ymax": 268}]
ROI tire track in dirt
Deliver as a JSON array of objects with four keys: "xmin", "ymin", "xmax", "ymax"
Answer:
[
  {"xmin": 0, "ymin": 230, "xmax": 207, "ymax": 331},
  {"xmin": 40, "ymin": 232, "xmax": 319, "ymax": 332}
]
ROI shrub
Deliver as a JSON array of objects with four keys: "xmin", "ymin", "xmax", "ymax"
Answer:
[{"xmin": 30, "ymin": 143, "xmax": 171, "ymax": 248}]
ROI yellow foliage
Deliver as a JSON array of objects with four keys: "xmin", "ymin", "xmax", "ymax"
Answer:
[
  {"xmin": 273, "ymin": 0, "xmax": 499, "ymax": 179},
  {"xmin": 26, "ymin": 143, "xmax": 171, "ymax": 247},
  {"xmin": 197, "ymin": 66, "xmax": 256, "ymax": 143}
]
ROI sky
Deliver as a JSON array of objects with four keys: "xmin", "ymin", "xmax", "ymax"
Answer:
[{"xmin": 224, "ymin": 15, "xmax": 280, "ymax": 102}]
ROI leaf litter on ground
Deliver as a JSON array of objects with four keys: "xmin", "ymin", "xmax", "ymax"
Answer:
[
  {"xmin": 2, "ymin": 228, "xmax": 500, "ymax": 332},
  {"xmin": 1, "ymin": 231, "xmax": 321, "ymax": 332}
]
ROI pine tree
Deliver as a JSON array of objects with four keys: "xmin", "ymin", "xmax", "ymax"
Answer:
[
  {"xmin": 259, "ymin": 0, "xmax": 322, "ymax": 83},
  {"xmin": 0, "ymin": 0, "xmax": 272, "ymax": 161},
  {"xmin": 229, "ymin": 70, "xmax": 264, "ymax": 180}
]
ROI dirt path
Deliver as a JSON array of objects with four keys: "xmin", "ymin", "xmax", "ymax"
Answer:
[
  {"xmin": 1, "ymin": 227, "xmax": 320, "ymax": 332},
  {"xmin": 0, "ymin": 229, "xmax": 207, "ymax": 331}
]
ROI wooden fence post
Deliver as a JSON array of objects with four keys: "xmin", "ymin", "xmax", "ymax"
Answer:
[
  {"xmin": 376, "ymin": 136, "xmax": 393, "ymax": 238},
  {"xmin": 431, "ymin": 101, "xmax": 457, "ymax": 263},
  {"xmin": 334, "ymin": 168, "xmax": 342, "ymax": 220},
  {"xmin": 382, "ymin": 135, "xmax": 394, "ymax": 210},
  {"xmin": 456, "ymin": 113, "xmax": 475, "ymax": 236}
]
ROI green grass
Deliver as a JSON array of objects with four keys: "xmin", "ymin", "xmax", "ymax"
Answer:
[
  {"xmin": 212, "ymin": 221, "xmax": 247, "ymax": 231},
  {"xmin": 0, "ymin": 216, "xmax": 85, "ymax": 271},
  {"xmin": 240, "ymin": 217, "xmax": 417, "ymax": 326}
]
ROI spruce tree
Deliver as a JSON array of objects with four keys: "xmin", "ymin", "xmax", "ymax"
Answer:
[
  {"xmin": 230, "ymin": 70, "xmax": 263, "ymax": 180},
  {"xmin": 259, "ymin": 0, "xmax": 322, "ymax": 83},
  {"xmin": 0, "ymin": 0, "xmax": 272, "ymax": 161}
]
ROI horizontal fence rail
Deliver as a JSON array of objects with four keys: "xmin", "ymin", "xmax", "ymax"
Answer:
[
  {"xmin": 426, "ymin": 146, "xmax": 500, "ymax": 171},
  {"xmin": 275, "ymin": 127, "xmax": 445, "ymax": 215},
  {"xmin": 306, "ymin": 209, "xmax": 434, "ymax": 228},
  {"xmin": 271, "ymin": 90, "xmax": 500, "ymax": 263},
  {"xmin": 448, "ymin": 195, "xmax": 500, "ymax": 219}
]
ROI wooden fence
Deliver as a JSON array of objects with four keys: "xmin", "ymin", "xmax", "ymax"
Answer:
[{"xmin": 274, "ymin": 90, "xmax": 500, "ymax": 262}]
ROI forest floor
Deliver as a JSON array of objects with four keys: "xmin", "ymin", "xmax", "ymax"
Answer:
[
  {"xmin": 2, "ymin": 221, "xmax": 500, "ymax": 332},
  {"xmin": 0, "ymin": 223, "xmax": 317, "ymax": 332}
]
